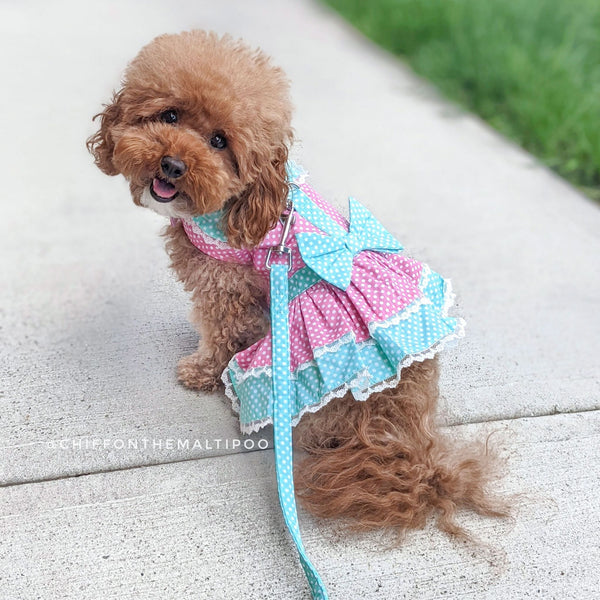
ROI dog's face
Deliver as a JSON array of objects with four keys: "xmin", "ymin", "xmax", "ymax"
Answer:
[{"xmin": 88, "ymin": 31, "xmax": 293, "ymax": 247}]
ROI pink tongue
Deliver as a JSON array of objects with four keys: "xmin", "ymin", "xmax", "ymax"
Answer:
[{"xmin": 152, "ymin": 177, "xmax": 178, "ymax": 198}]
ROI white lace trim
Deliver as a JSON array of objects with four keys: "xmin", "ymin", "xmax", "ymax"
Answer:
[
  {"xmin": 312, "ymin": 330, "xmax": 356, "ymax": 359},
  {"xmin": 222, "ymin": 368, "xmax": 241, "ymax": 417},
  {"xmin": 182, "ymin": 219, "xmax": 233, "ymax": 250},
  {"xmin": 441, "ymin": 277, "xmax": 457, "ymax": 316},
  {"xmin": 221, "ymin": 269, "xmax": 465, "ymax": 435},
  {"xmin": 227, "ymin": 359, "xmax": 272, "ymax": 384},
  {"xmin": 368, "ymin": 295, "xmax": 433, "ymax": 333},
  {"xmin": 288, "ymin": 162, "xmax": 308, "ymax": 186},
  {"xmin": 418, "ymin": 263, "xmax": 431, "ymax": 288}
]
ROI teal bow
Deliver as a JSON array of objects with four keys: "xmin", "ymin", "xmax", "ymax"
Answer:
[{"xmin": 295, "ymin": 198, "xmax": 403, "ymax": 290}]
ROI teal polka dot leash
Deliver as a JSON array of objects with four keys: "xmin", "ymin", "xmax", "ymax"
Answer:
[
  {"xmin": 265, "ymin": 192, "xmax": 404, "ymax": 597},
  {"xmin": 266, "ymin": 202, "xmax": 329, "ymax": 600}
]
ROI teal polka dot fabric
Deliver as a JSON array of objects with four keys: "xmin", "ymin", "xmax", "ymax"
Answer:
[
  {"xmin": 191, "ymin": 208, "xmax": 228, "ymax": 242},
  {"xmin": 270, "ymin": 262, "xmax": 329, "ymax": 599}
]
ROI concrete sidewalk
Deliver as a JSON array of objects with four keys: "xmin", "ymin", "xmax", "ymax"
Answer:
[{"xmin": 1, "ymin": 0, "xmax": 599, "ymax": 598}]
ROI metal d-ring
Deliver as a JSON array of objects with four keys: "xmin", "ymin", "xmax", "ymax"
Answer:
[{"xmin": 265, "ymin": 198, "xmax": 295, "ymax": 271}]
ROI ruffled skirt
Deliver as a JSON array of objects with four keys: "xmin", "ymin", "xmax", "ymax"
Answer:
[{"xmin": 222, "ymin": 251, "xmax": 465, "ymax": 434}]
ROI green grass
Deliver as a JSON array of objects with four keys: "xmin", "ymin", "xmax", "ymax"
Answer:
[{"xmin": 323, "ymin": 0, "xmax": 600, "ymax": 199}]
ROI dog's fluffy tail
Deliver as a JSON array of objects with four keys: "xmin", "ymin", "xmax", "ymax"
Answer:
[{"xmin": 294, "ymin": 359, "xmax": 508, "ymax": 537}]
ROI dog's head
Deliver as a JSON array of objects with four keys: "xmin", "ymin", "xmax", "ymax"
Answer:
[{"xmin": 88, "ymin": 31, "xmax": 293, "ymax": 247}]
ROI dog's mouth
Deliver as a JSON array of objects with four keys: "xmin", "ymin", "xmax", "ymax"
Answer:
[{"xmin": 149, "ymin": 177, "xmax": 179, "ymax": 203}]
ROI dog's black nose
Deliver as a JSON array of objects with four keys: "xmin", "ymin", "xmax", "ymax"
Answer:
[{"xmin": 160, "ymin": 156, "xmax": 187, "ymax": 179}]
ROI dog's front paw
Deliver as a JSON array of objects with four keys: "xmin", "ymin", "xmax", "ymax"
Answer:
[{"xmin": 177, "ymin": 353, "xmax": 223, "ymax": 392}]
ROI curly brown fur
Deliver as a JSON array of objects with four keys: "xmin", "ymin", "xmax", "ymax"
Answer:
[
  {"xmin": 88, "ymin": 30, "xmax": 506, "ymax": 539},
  {"xmin": 295, "ymin": 358, "xmax": 508, "ymax": 537},
  {"xmin": 164, "ymin": 221, "xmax": 269, "ymax": 390}
]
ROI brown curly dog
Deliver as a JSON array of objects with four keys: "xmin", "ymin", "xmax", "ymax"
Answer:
[{"xmin": 88, "ymin": 30, "xmax": 506, "ymax": 538}]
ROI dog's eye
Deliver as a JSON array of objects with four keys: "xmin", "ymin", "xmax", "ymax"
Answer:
[
  {"xmin": 210, "ymin": 134, "xmax": 227, "ymax": 149},
  {"xmin": 159, "ymin": 109, "xmax": 178, "ymax": 124}
]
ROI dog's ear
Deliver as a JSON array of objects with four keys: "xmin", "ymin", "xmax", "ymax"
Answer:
[
  {"xmin": 225, "ymin": 144, "xmax": 289, "ymax": 248},
  {"xmin": 86, "ymin": 90, "xmax": 124, "ymax": 176}
]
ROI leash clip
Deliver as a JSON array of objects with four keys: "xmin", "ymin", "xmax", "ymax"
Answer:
[{"xmin": 266, "ymin": 199, "xmax": 295, "ymax": 271}]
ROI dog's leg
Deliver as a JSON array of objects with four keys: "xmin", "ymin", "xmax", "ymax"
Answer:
[
  {"xmin": 178, "ymin": 269, "xmax": 268, "ymax": 391},
  {"xmin": 164, "ymin": 222, "xmax": 269, "ymax": 391},
  {"xmin": 294, "ymin": 358, "xmax": 508, "ymax": 536}
]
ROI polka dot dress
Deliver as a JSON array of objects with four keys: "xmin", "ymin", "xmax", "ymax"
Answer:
[{"xmin": 180, "ymin": 163, "xmax": 465, "ymax": 434}]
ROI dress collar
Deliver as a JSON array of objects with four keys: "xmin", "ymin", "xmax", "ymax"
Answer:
[{"xmin": 191, "ymin": 208, "xmax": 228, "ymax": 242}]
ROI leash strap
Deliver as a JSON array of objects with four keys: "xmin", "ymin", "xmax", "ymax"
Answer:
[{"xmin": 267, "ymin": 203, "xmax": 329, "ymax": 600}]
